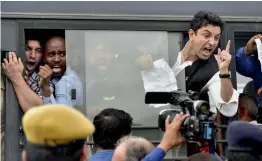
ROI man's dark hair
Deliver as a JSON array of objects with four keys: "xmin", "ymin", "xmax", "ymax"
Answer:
[
  {"xmin": 186, "ymin": 153, "xmax": 220, "ymax": 161},
  {"xmin": 239, "ymin": 93, "xmax": 258, "ymax": 120},
  {"xmin": 25, "ymin": 34, "xmax": 44, "ymax": 49},
  {"xmin": 24, "ymin": 139, "xmax": 85, "ymax": 161},
  {"xmin": 243, "ymin": 81, "xmax": 257, "ymax": 99},
  {"xmin": 93, "ymin": 108, "xmax": 133, "ymax": 149},
  {"xmin": 191, "ymin": 11, "xmax": 224, "ymax": 33},
  {"xmin": 227, "ymin": 150, "xmax": 262, "ymax": 161}
]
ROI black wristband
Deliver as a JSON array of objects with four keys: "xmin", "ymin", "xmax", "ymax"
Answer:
[{"xmin": 219, "ymin": 73, "xmax": 230, "ymax": 78}]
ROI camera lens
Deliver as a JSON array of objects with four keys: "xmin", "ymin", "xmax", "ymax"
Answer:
[{"xmin": 194, "ymin": 100, "xmax": 210, "ymax": 115}]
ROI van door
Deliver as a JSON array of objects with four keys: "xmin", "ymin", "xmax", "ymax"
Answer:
[{"xmin": 1, "ymin": 20, "xmax": 22, "ymax": 161}]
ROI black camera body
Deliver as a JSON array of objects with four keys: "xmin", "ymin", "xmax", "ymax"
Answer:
[{"xmin": 145, "ymin": 90, "xmax": 216, "ymax": 141}]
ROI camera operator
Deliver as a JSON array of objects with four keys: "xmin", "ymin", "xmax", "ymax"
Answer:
[{"xmin": 139, "ymin": 112, "xmax": 189, "ymax": 161}]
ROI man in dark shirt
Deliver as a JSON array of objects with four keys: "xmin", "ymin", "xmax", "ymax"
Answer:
[
  {"xmin": 90, "ymin": 108, "xmax": 133, "ymax": 161},
  {"xmin": 226, "ymin": 121, "xmax": 262, "ymax": 161},
  {"xmin": 235, "ymin": 34, "xmax": 262, "ymax": 107}
]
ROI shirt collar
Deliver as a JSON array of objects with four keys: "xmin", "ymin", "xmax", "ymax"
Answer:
[
  {"xmin": 63, "ymin": 66, "xmax": 72, "ymax": 76},
  {"xmin": 250, "ymin": 120, "xmax": 259, "ymax": 125},
  {"xmin": 172, "ymin": 51, "xmax": 194, "ymax": 76},
  {"xmin": 90, "ymin": 149, "xmax": 114, "ymax": 160},
  {"xmin": 177, "ymin": 51, "xmax": 194, "ymax": 66}
]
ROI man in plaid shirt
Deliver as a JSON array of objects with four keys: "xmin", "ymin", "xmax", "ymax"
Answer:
[{"xmin": 2, "ymin": 39, "xmax": 53, "ymax": 112}]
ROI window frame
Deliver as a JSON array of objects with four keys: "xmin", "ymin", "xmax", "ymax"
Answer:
[
  {"xmin": 1, "ymin": 20, "xmax": 23, "ymax": 161},
  {"xmin": 17, "ymin": 19, "xmax": 191, "ymax": 124},
  {"xmin": 13, "ymin": 19, "xmax": 234, "ymax": 160}
]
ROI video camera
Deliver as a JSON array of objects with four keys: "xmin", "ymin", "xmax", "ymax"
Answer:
[{"xmin": 145, "ymin": 90, "xmax": 216, "ymax": 141}]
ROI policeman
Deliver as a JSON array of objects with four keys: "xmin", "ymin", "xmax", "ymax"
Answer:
[
  {"xmin": 21, "ymin": 104, "xmax": 95, "ymax": 161},
  {"xmin": 226, "ymin": 121, "xmax": 262, "ymax": 161}
]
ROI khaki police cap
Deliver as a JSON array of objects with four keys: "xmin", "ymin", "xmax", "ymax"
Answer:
[{"xmin": 22, "ymin": 104, "xmax": 95, "ymax": 147}]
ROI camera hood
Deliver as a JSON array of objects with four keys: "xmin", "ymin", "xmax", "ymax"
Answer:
[{"xmin": 158, "ymin": 109, "xmax": 181, "ymax": 132}]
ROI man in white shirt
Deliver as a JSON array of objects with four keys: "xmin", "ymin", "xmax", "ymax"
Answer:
[
  {"xmin": 172, "ymin": 11, "xmax": 239, "ymax": 118},
  {"xmin": 174, "ymin": 11, "xmax": 240, "ymax": 156},
  {"xmin": 172, "ymin": 11, "xmax": 239, "ymax": 156}
]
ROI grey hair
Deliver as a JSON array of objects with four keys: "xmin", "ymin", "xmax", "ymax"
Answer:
[
  {"xmin": 239, "ymin": 94, "xmax": 258, "ymax": 120},
  {"xmin": 118, "ymin": 136, "xmax": 154, "ymax": 161}
]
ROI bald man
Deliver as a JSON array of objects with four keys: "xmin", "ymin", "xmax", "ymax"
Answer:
[
  {"xmin": 112, "ymin": 136, "xmax": 154, "ymax": 161},
  {"xmin": 39, "ymin": 36, "xmax": 83, "ymax": 107}
]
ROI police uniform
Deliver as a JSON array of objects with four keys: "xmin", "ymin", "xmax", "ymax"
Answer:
[
  {"xmin": 22, "ymin": 104, "xmax": 95, "ymax": 160},
  {"xmin": 226, "ymin": 121, "xmax": 262, "ymax": 152}
]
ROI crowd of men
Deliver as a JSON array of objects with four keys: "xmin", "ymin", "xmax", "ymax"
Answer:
[{"xmin": 1, "ymin": 9, "xmax": 262, "ymax": 161}]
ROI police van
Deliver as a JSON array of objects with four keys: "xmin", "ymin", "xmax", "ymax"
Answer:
[{"xmin": 1, "ymin": 1, "xmax": 261, "ymax": 161}]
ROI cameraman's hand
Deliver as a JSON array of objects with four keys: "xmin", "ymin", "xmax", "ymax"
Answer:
[{"xmin": 158, "ymin": 112, "xmax": 189, "ymax": 152}]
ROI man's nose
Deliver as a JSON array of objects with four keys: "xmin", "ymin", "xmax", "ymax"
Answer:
[
  {"xmin": 30, "ymin": 50, "xmax": 36, "ymax": 59},
  {"xmin": 53, "ymin": 54, "xmax": 61, "ymax": 62},
  {"xmin": 208, "ymin": 38, "xmax": 216, "ymax": 46}
]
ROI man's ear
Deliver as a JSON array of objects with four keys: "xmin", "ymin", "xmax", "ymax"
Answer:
[
  {"xmin": 80, "ymin": 144, "xmax": 88, "ymax": 161},
  {"xmin": 22, "ymin": 150, "xmax": 27, "ymax": 161},
  {"xmin": 188, "ymin": 29, "xmax": 195, "ymax": 41}
]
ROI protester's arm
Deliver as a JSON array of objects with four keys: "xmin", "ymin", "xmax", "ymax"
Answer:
[
  {"xmin": 216, "ymin": 41, "xmax": 235, "ymax": 103},
  {"xmin": 219, "ymin": 71, "xmax": 234, "ymax": 103},
  {"xmin": 235, "ymin": 47, "xmax": 259, "ymax": 78},
  {"xmin": 238, "ymin": 34, "xmax": 262, "ymax": 94},
  {"xmin": 2, "ymin": 52, "xmax": 43, "ymax": 112},
  {"xmin": 40, "ymin": 65, "xmax": 76, "ymax": 107},
  {"xmin": 11, "ymin": 77, "xmax": 44, "ymax": 112},
  {"xmin": 203, "ymin": 72, "xmax": 239, "ymax": 117},
  {"xmin": 236, "ymin": 34, "xmax": 261, "ymax": 77}
]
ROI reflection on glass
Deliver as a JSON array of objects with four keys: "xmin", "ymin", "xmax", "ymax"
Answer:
[{"xmin": 66, "ymin": 30, "xmax": 183, "ymax": 126}]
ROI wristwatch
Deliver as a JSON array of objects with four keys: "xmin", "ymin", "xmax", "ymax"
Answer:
[{"xmin": 219, "ymin": 73, "xmax": 231, "ymax": 79}]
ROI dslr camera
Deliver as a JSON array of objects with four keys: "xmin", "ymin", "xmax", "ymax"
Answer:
[{"xmin": 145, "ymin": 90, "xmax": 216, "ymax": 141}]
